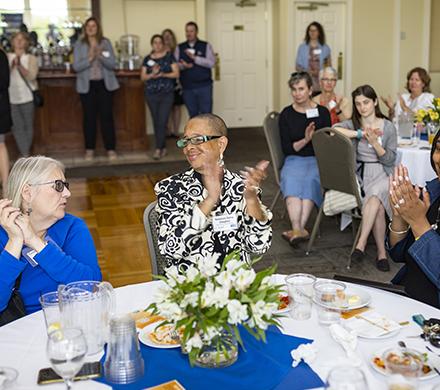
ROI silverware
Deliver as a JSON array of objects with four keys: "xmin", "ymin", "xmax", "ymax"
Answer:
[
  {"xmin": 169, "ymin": 329, "xmax": 179, "ymax": 341},
  {"xmin": 426, "ymin": 345, "xmax": 440, "ymax": 357},
  {"xmin": 425, "ymin": 346, "xmax": 440, "ymax": 376}
]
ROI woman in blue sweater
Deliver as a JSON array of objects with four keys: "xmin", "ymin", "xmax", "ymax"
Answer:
[{"xmin": 0, "ymin": 156, "xmax": 101, "ymax": 316}]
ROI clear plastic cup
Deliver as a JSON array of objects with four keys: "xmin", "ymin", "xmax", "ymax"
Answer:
[
  {"xmin": 39, "ymin": 291, "xmax": 61, "ymax": 334},
  {"xmin": 314, "ymin": 280, "xmax": 346, "ymax": 325},
  {"xmin": 285, "ymin": 273, "xmax": 316, "ymax": 320},
  {"xmin": 326, "ymin": 365, "xmax": 368, "ymax": 389}
]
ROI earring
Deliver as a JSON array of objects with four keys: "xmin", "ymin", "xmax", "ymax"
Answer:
[
  {"xmin": 218, "ymin": 153, "xmax": 224, "ymax": 167},
  {"xmin": 26, "ymin": 207, "xmax": 32, "ymax": 216}
]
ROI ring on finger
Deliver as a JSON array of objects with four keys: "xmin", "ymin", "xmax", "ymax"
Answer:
[
  {"xmin": 394, "ymin": 203, "xmax": 400, "ymax": 209},
  {"xmin": 398, "ymin": 198, "xmax": 405, "ymax": 205}
]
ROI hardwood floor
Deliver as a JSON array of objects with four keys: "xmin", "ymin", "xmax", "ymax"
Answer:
[{"xmin": 65, "ymin": 173, "xmax": 168, "ymax": 287}]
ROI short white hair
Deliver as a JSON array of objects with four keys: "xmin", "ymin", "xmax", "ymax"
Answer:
[
  {"xmin": 6, "ymin": 156, "xmax": 65, "ymax": 209},
  {"xmin": 319, "ymin": 67, "xmax": 338, "ymax": 80}
]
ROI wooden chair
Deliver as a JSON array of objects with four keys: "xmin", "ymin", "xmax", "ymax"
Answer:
[
  {"xmin": 143, "ymin": 201, "xmax": 169, "ymax": 276},
  {"xmin": 262, "ymin": 111, "xmax": 284, "ymax": 210},
  {"xmin": 306, "ymin": 128, "xmax": 363, "ymax": 269}
]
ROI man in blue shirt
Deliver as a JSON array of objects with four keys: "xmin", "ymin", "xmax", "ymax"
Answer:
[{"xmin": 175, "ymin": 22, "xmax": 215, "ymax": 118}]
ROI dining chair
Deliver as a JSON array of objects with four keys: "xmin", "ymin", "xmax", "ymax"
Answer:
[
  {"xmin": 262, "ymin": 111, "xmax": 284, "ymax": 211},
  {"xmin": 307, "ymin": 128, "xmax": 363, "ymax": 269},
  {"xmin": 143, "ymin": 201, "xmax": 168, "ymax": 276}
]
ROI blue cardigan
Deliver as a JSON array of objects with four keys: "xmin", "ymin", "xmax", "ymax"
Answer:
[
  {"xmin": 389, "ymin": 178, "xmax": 440, "ymax": 303},
  {"xmin": 295, "ymin": 42, "xmax": 331, "ymax": 71},
  {"xmin": 0, "ymin": 214, "xmax": 102, "ymax": 314}
]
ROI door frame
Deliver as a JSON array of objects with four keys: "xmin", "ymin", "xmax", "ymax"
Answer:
[
  {"xmin": 206, "ymin": 0, "xmax": 273, "ymax": 122},
  {"xmin": 287, "ymin": 0, "xmax": 353, "ymax": 96}
]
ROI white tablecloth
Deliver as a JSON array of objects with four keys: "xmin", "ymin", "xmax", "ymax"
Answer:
[
  {"xmin": 1, "ymin": 278, "xmax": 440, "ymax": 389},
  {"xmin": 397, "ymin": 140, "xmax": 437, "ymax": 187}
]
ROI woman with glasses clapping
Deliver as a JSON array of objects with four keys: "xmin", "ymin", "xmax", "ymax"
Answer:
[
  {"xmin": 154, "ymin": 113, "xmax": 273, "ymax": 267},
  {"xmin": 0, "ymin": 156, "xmax": 101, "ymax": 320}
]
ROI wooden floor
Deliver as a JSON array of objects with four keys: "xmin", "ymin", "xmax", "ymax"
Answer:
[{"xmin": 65, "ymin": 173, "xmax": 168, "ymax": 287}]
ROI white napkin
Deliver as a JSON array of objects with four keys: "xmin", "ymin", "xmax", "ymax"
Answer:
[
  {"xmin": 329, "ymin": 324, "xmax": 362, "ymax": 366},
  {"xmin": 290, "ymin": 342, "xmax": 317, "ymax": 368}
]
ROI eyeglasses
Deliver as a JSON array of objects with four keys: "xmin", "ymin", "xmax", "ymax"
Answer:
[
  {"xmin": 321, "ymin": 78, "xmax": 337, "ymax": 82},
  {"xmin": 31, "ymin": 179, "xmax": 70, "ymax": 193},
  {"xmin": 176, "ymin": 135, "xmax": 222, "ymax": 148}
]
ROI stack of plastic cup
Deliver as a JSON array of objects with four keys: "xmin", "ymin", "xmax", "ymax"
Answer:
[{"xmin": 104, "ymin": 314, "xmax": 144, "ymax": 384}]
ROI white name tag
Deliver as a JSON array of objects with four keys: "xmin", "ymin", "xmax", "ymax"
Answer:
[
  {"xmin": 147, "ymin": 59, "xmax": 156, "ymax": 67},
  {"xmin": 306, "ymin": 108, "xmax": 319, "ymax": 118},
  {"xmin": 187, "ymin": 48, "xmax": 196, "ymax": 55},
  {"xmin": 212, "ymin": 214, "xmax": 238, "ymax": 232},
  {"xmin": 313, "ymin": 48, "xmax": 322, "ymax": 55},
  {"xmin": 102, "ymin": 51, "xmax": 110, "ymax": 58},
  {"xmin": 328, "ymin": 100, "xmax": 337, "ymax": 110}
]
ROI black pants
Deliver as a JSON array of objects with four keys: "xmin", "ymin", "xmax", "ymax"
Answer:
[
  {"xmin": 145, "ymin": 91, "xmax": 174, "ymax": 149},
  {"xmin": 79, "ymin": 80, "xmax": 116, "ymax": 150}
]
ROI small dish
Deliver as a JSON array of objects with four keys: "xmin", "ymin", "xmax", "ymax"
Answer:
[
  {"xmin": 138, "ymin": 323, "xmax": 181, "ymax": 349},
  {"xmin": 0, "ymin": 367, "xmax": 18, "ymax": 389},
  {"xmin": 275, "ymin": 294, "xmax": 290, "ymax": 314}
]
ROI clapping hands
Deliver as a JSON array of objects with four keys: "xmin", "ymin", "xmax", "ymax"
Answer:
[
  {"xmin": 304, "ymin": 122, "xmax": 316, "ymax": 143},
  {"xmin": 241, "ymin": 160, "xmax": 270, "ymax": 200}
]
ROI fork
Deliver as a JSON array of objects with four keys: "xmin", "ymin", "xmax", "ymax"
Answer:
[{"xmin": 169, "ymin": 329, "xmax": 179, "ymax": 341}]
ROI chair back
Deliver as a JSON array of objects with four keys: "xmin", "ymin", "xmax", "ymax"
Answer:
[
  {"xmin": 143, "ymin": 201, "xmax": 168, "ymax": 277},
  {"xmin": 312, "ymin": 128, "xmax": 362, "ymax": 208},
  {"xmin": 263, "ymin": 111, "xmax": 284, "ymax": 185}
]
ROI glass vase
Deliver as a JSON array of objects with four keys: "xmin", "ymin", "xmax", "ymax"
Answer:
[
  {"xmin": 427, "ymin": 122, "xmax": 439, "ymax": 145},
  {"xmin": 194, "ymin": 329, "xmax": 238, "ymax": 368}
]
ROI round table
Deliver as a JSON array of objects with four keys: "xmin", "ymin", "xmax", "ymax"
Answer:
[
  {"xmin": 1, "ymin": 278, "xmax": 440, "ymax": 390},
  {"xmin": 397, "ymin": 140, "xmax": 437, "ymax": 187}
]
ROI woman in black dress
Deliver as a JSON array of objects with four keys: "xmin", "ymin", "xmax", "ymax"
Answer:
[{"xmin": 0, "ymin": 47, "xmax": 11, "ymax": 192}]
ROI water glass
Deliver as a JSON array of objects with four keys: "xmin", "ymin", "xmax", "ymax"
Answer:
[
  {"xmin": 40, "ymin": 291, "xmax": 61, "ymax": 334},
  {"xmin": 285, "ymin": 273, "xmax": 316, "ymax": 320},
  {"xmin": 104, "ymin": 314, "xmax": 144, "ymax": 384},
  {"xmin": 326, "ymin": 365, "xmax": 368, "ymax": 389},
  {"xmin": 382, "ymin": 347, "xmax": 423, "ymax": 390},
  {"xmin": 314, "ymin": 280, "xmax": 346, "ymax": 325},
  {"xmin": 47, "ymin": 328, "xmax": 87, "ymax": 390}
]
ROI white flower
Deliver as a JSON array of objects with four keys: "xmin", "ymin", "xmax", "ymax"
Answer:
[
  {"xmin": 185, "ymin": 332, "xmax": 203, "ymax": 352},
  {"xmin": 233, "ymin": 268, "xmax": 256, "ymax": 292},
  {"xmin": 185, "ymin": 266, "xmax": 200, "ymax": 283},
  {"xmin": 156, "ymin": 301, "xmax": 183, "ymax": 319},
  {"xmin": 181, "ymin": 292, "xmax": 199, "ymax": 308},
  {"xmin": 260, "ymin": 275, "xmax": 276, "ymax": 288},
  {"xmin": 165, "ymin": 265, "xmax": 185, "ymax": 287},
  {"xmin": 215, "ymin": 270, "xmax": 234, "ymax": 289},
  {"xmin": 201, "ymin": 281, "xmax": 215, "ymax": 307},
  {"xmin": 153, "ymin": 283, "xmax": 172, "ymax": 303},
  {"xmin": 201, "ymin": 281, "xmax": 229, "ymax": 308},
  {"xmin": 225, "ymin": 259, "xmax": 243, "ymax": 273},
  {"xmin": 197, "ymin": 254, "xmax": 220, "ymax": 277},
  {"xmin": 249, "ymin": 301, "xmax": 277, "ymax": 330},
  {"xmin": 291, "ymin": 342, "xmax": 317, "ymax": 367},
  {"xmin": 202, "ymin": 326, "xmax": 220, "ymax": 342},
  {"xmin": 227, "ymin": 299, "xmax": 249, "ymax": 324}
]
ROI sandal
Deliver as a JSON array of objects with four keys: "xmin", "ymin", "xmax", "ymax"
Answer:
[{"xmin": 282, "ymin": 229, "xmax": 310, "ymax": 247}]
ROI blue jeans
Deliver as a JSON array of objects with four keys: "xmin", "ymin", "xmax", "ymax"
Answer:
[{"xmin": 182, "ymin": 84, "xmax": 213, "ymax": 118}]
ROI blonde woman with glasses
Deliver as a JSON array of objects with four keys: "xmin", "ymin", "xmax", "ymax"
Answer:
[{"xmin": 0, "ymin": 156, "xmax": 101, "ymax": 319}]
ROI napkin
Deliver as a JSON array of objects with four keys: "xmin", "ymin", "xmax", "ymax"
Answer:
[
  {"xmin": 290, "ymin": 341, "xmax": 317, "ymax": 368},
  {"xmin": 344, "ymin": 310, "xmax": 400, "ymax": 338},
  {"xmin": 329, "ymin": 324, "xmax": 362, "ymax": 366}
]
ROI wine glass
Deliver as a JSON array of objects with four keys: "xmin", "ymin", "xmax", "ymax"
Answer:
[
  {"xmin": 46, "ymin": 328, "xmax": 87, "ymax": 390},
  {"xmin": 326, "ymin": 365, "xmax": 368, "ymax": 389}
]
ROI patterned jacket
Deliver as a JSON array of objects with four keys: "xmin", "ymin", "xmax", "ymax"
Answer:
[{"xmin": 154, "ymin": 168, "xmax": 272, "ymax": 267}]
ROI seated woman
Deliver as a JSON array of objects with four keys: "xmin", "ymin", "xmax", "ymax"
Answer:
[
  {"xmin": 155, "ymin": 113, "xmax": 272, "ymax": 267},
  {"xmin": 382, "ymin": 67, "xmax": 434, "ymax": 132},
  {"xmin": 388, "ymin": 132, "xmax": 440, "ymax": 307},
  {"xmin": 333, "ymin": 85, "xmax": 397, "ymax": 271},
  {"xmin": 0, "ymin": 156, "xmax": 101, "ymax": 316},
  {"xmin": 280, "ymin": 71, "xmax": 331, "ymax": 245},
  {"xmin": 312, "ymin": 67, "xmax": 351, "ymax": 125}
]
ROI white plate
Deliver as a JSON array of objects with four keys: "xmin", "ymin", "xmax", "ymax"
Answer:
[
  {"xmin": 369, "ymin": 347, "xmax": 436, "ymax": 380},
  {"xmin": 355, "ymin": 326, "xmax": 400, "ymax": 340},
  {"xmin": 314, "ymin": 286, "xmax": 371, "ymax": 311},
  {"xmin": 274, "ymin": 294, "xmax": 290, "ymax": 314},
  {"xmin": 138, "ymin": 323, "xmax": 181, "ymax": 349}
]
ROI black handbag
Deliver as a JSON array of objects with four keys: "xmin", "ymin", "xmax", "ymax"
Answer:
[
  {"xmin": 0, "ymin": 274, "xmax": 26, "ymax": 326},
  {"xmin": 18, "ymin": 68, "xmax": 44, "ymax": 108}
]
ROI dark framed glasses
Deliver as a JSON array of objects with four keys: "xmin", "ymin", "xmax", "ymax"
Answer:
[
  {"xmin": 31, "ymin": 179, "xmax": 70, "ymax": 193},
  {"xmin": 177, "ymin": 135, "xmax": 222, "ymax": 148}
]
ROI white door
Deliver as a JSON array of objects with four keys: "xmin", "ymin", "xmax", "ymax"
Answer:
[
  {"xmin": 207, "ymin": 0, "xmax": 268, "ymax": 127},
  {"xmin": 294, "ymin": 1, "xmax": 346, "ymax": 95}
]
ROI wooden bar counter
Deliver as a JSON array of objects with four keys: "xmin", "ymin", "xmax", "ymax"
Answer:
[{"xmin": 32, "ymin": 68, "xmax": 147, "ymax": 155}]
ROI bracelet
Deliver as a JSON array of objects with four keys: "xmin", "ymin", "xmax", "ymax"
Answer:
[
  {"xmin": 388, "ymin": 222, "xmax": 410, "ymax": 235},
  {"xmin": 336, "ymin": 110, "xmax": 342, "ymax": 115},
  {"xmin": 356, "ymin": 129, "xmax": 363, "ymax": 140}
]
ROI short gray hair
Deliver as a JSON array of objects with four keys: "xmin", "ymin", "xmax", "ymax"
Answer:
[
  {"xmin": 186, "ymin": 113, "xmax": 228, "ymax": 136},
  {"xmin": 319, "ymin": 67, "xmax": 338, "ymax": 80},
  {"xmin": 6, "ymin": 156, "xmax": 65, "ymax": 208}
]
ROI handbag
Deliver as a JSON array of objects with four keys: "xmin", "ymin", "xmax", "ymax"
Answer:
[
  {"xmin": 17, "ymin": 68, "xmax": 44, "ymax": 108},
  {"xmin": 0, "ymin": 274, "xmax": 26, "ymax": 326}
]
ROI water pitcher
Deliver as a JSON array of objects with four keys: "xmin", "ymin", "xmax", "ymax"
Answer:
[{"xmin": 58, "ymin": 281, "xmax": 115, "ymax": 355}]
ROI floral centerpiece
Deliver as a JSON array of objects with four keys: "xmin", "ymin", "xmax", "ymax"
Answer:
[
  {"xmin": 415, "ymin": 97, "xmax": 440, "ymax": 124},
  {"xmin": 148, "ymin": 250, "xmax": 283, "ymax": 367}
]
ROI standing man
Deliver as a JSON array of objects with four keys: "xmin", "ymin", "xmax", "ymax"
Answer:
[{"xmin": 175, "ymin": 22, "xmax": 215, "ymax": 118}]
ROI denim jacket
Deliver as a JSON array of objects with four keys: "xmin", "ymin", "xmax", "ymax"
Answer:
[{"xmin": 389, "ymin": 178, "xmax": 440, "ymax": 302}]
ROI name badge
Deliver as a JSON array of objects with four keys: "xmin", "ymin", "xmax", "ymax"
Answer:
[
  {"xmin": 328, "ymin": 100, "xmax": 337, "ymax": 110},
  {"xmin": 313, "ymin": 48, "xmax": 322, "ymax": 55},
  {"xmin": 187, "ymin": 48, "xmax": 196, "ymax": 55},
  {"xmin": 22, "ymin": 247, "xmax": 39, "ymax": 267},
  {"xmin": 306, "ymin": 108, "xmax": 319, "ymax": 118},
  {"xmin": 147, "ymin": 59, "xmax": 156, "ymax": 67},
  {"xmin": 212, "ymin": 214, "xmax": 238, "ymax": 232},
  {"xmin": 102, "ymin": 51, "xmax": 110, "ymax": 58}
]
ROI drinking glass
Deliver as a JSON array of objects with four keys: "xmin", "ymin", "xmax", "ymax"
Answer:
[
  {"xmin": 47, "ymin": 328, "xmax": 87, "ymax": 390},
  {"xmin": 39, "ymin": 291, "xmax": 61, "ymax": 334},
  {"xmin": 285, "ymin": 273, "xmax": 316, "ymax": 320},
  {"xmin": 326, "ymin": 366, "xmax": 368, "ymax": 389},
  {"xmin": 314, "ymin": 280, "xmax": 346, "ymax": 325},
  {"xmin": 382, "ymin": 347, "xmax": 423, "ymax": 390}
]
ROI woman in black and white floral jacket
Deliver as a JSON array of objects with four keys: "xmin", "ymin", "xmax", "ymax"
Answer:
[{"xmin": 154, "ymin": 113, "xmax": 272, "ymax": 267}]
